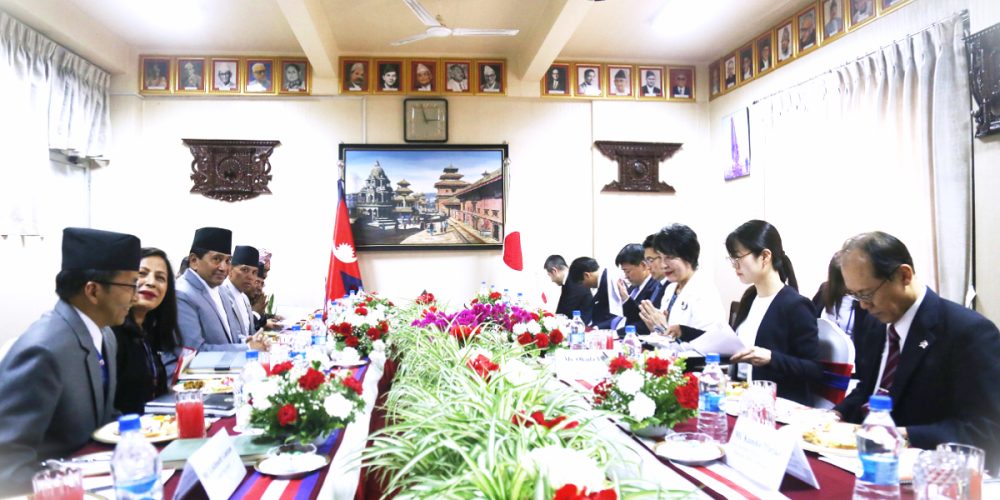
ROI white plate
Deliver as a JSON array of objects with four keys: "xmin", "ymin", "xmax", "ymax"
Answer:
[
  {"xmin": 331, "ymin": 358, "xmax": 367, "ymax": 367},
  {"xmin": 655, "ymin": 440, "xmax": 725, "ymax": 465},
  {"xmin": 796, "ymin": 422, "xmax": 860, "ymax": 458},
  {"xmin": 172, "ymin": 377, "xmax": 235, "ymax": 394},
  {"xmin": 254, "ymin": 453, "xmax": 329, "ymax": 478},
  {"xmin": 91, "ymin": 415, "xmax": 181, "ymax": 444}
]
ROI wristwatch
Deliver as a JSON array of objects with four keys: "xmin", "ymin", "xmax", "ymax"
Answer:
[{"xmin": 653, "ymin": 324, "xmax": 667, "ymax": 335}]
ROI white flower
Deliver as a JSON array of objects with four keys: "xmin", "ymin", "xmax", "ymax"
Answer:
[
  {"xmin": 459, "ymin": 346, "xmax": 491, "ymax": 362},
  {"xmin": 513, "ymin": 323, "xmax": 527, "ymax": 335},
  {"xmin": 526, "ymin": 320, "xmax": 541, "ymax": 334},
  {"xmin": 339, "ymin": 347, "xmax": 360, "ymax": 364},
  {"xmin": 628, "ymin": 392, "xmax": 656, "ymax": 421},
  {"xmin": 323, "ymin": 393, "xmax": 354, "ymax": 419},
  {"xmin": 248, "ymin": 379, "xmax": 278, "ymax": 411},
  {"xmin": 501, "ymin": 358, "xmax": 536, "ymax": 386},
  {"xmin": 368, "ymin": 309, "xmax": 385, "ymax": 322},
  {"xmin": 522, "ymin": 445, "xmax": 604, "ymax": 491},
  {"xmin": 307, "ymin": 349, "xmax": 331, "ymax": 368},
  {"xmin": 617, "ymin": 370, "xmax": 644, "ymax": 396},
  {"xmin": 371, "ymin": 339, "xmax": 386, "ymax": 352},
  {"xmin": 542, "ymin": 316, "xmax": 561, "ymax": 331}
]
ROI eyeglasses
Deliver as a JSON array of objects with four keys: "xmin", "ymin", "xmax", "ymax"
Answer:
[
  {"xmin": 727, "ymin": 251, "xmax": 753, "ymax": 267},
  {"xmin": 846, "ymin": 266, "xmax": 900, "ymax": 303},
  {"xmin": 96, "ymin": 281, "xmax": 139, "ymax": 291},
  {"xmin": 643, "ymin": 256, "xmax": 662, "ymax": 264}
]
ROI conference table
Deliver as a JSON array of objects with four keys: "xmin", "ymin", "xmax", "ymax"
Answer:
[{"xmin": 71, "ymin": 358, "xmax": 924, "ymax": 500}]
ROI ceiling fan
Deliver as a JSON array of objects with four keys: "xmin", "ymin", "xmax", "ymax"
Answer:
[{"xmin": 391, "ymin": 0, "xmax": 520, "ymax": 46}]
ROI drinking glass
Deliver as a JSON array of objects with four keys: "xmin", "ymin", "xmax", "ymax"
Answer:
[
  {"xmin": 176, "ymin": 389, "xmax": 206, "ymax": 439},
  {"xmin": 936, "ymin": 443, "xmax": 985, "ymax": 500},
  {"xmin": 913, "ymin": 449, "xmax": 970, "ymax": 500},
  {"xmin": 739, "ymin": 379, "xmax": 777, "ymax": 427},
  {"xmin": 32, "ymin": 465, "xmax": 83, "ymax": 500}
]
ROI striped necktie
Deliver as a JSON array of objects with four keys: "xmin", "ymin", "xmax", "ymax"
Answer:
[{"xmin": 878, "ymin": 325, "xmax": 901, "ymax": 392}]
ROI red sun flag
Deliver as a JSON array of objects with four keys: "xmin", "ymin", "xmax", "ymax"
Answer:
[
  {"xmin": 503, "ymin": 231, "xmax": 523, "ymax": 271},
  {"xmin": 326, "ymin": 179, "xmax": 363, "ymax": 308}
]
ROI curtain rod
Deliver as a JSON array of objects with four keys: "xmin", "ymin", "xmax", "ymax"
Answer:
[{"xmin": 750, "ymin": 9, "xmax": 970, "ymax": 106}]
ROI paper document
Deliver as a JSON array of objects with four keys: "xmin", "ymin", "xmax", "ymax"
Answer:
[{"xmin": 687, "ymin": 324, "xmax": 746, "ymax": 357}]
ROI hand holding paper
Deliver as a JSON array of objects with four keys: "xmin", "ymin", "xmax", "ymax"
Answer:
[{"xmin": 688, "ymin": 324, "xmax": 746, "ymax": 357}]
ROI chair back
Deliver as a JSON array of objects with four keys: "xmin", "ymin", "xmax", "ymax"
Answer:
[{"xmin": 810, "ymin": 317, "xmax": 855, "ymax": 409}]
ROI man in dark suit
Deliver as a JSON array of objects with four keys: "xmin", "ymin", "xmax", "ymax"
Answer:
[
  {"xmin": 640, "ymin": 70, "xmax": 661, "ymax": 97},
  {"xmin": 0, "ymin": 228, "xmax": 140, "ymax": 494},
  {"xmin": 544, "ymin": 255, "xmax": 591, "ymax": 318},
  {"xmin": 570, "ymin": 257, "xmax": 619, "ymax": 329},
  {"xmin": 613, "ymin": 243, "xmax": 659, "ymax": 336},
  {"xmin": 642, "ymin": 233, "xmax": 669, "ymax": 308},
  {"xmin": 834, "ymin": 232, "xmax": 1000, "ymax": 471}
]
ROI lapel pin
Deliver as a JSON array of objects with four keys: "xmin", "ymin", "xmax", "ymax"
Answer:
[{"xmin": 918, "ymin": 340, "xmax": 929, "ymax": 349}]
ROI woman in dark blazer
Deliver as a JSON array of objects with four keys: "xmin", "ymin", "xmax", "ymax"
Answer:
[
  {"xmin": 726, "ymin": 220, "xmax": 822, "ymax": 406},
  {"xmin": 113, "ymin": 247, "xmax": 181, "ymax": 414}
]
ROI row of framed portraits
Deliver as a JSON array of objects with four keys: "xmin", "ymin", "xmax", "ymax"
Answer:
[
  {"xmin": 540, "ymin": 63, "xmax": 695, "ymax": 100},
  {"xmin": 339, "ymin": 57, "xmax": 508, "ymax": 96},
  {"xmin": 139, "ymin": 56, "xmax": 311, "ymax": 95},
  {"xmin": 708, "ymin": 0, "xmax": 913, "ymax": 99}
]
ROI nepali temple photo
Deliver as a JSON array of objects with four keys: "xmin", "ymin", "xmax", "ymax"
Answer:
[{"xmin": 1, "ymin": 0, "xmax": 1000, "ymax": 498}]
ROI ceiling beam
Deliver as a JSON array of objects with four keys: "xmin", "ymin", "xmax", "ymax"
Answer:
[
  {"xmin": 512, "ymin": 0, "xmax": 592, "ymax": 84},
  {"xmin": 0, "ymin": 0, "xmax": 130, "ymax": 75},
  {"xmin": 275, "ymin": 0, "xmax": 340, "ymax": 79}
]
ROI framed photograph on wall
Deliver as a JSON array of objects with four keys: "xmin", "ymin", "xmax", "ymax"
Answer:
[
  {"xmin": 443, "ymin": 60, "xmax": 472, "ymax": 94},
  {"xmin": 140, "ymin": 56, "xmax": 171, "ymax": 94},
  {"xmin": 375, "ymin": 59, "xmax": 403, "ymax": 93},
  {"xmin": 409, "ymin": 59, "xmax": 438, "ymax": 93},
  {"xmin": 775, "ymin": 19, "xmax": 796, "ymax": 67},
  {"xmin": 342, "ymin": 58, "xmax": 370, "ymax": 93},
  {"xmin": 175, "ymin": 57, "xmax": 206, "ymax": 93},
  {"xmin": 878, "ymin": 0, "xmax": 911, "ymax": 15},
  {"xmin": 708, "ymin": 61, "xmax": 721, "ymax": 99},
  {"xmin": 606, "ymin": 65, "xmax": 634, "ymax": 98},
  {"xmin": 723, "ymin": 54, "xmax": 738, "ymax": 91},
  {"xmin": 796, "ymin": 4, "xmax": 821, "ymax": 55},
  {"xmin": 339, "ymin": 143, "xmax": 508, "ymax": 251},
  {"xmin": 542, "ymin": 63, "xmax": 572, "ymax": 97},
  {"xmin": 574, "ymin": 63, "xmax": 603, "ymax": 97},
  {"xmin": 822, "ymin": 0, "xmax": 847, "ymax": 43},
  {"xmin": 667, "ymin": 67, "xmax": 694, "ymax": 100},
  {"xmin": 279, "ymin": 59, "xmax": 310, "ymax": 94},
  {"xmin": 848, "ymin": 0, "xmax": 877, "ymax": 31},
  {"xmin": 245, "ymin": 58, "xmax": 276, "ymax": 94},
  {"xmin": 756, "ymin": 32, "xmax": 775, "ymax": 75},
  {"xmin": 723, "ymin": 108, "xmax": 751, "ymax": 181},
  {"xmin": 738, "ymin": 44, "xmax": 755, "ymax": 84},
  {"xmin": 209, "ymin": 58, "xmax": 239, "ymax": 94},
  {"xmin": 475, "ymin": 60, "xmax": 505, "ymax": 95},
  {"xmin": 637, "ymin": 66, "xmax": 664, "ymax": 99}
]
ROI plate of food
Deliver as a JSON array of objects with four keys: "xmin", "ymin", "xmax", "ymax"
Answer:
[
  {"xmin": 92, "ymin": 415, "xmax": 183, "ymax": 444},
  {"xmin": 799, "ymin": 421, "xmax": 860, "ymax": 457},
  {"xmin": 172, "ymin": 377, "xmax": 235, "ymax": 394},
  {"xmin": 655, "ymin": 433, "xmax": 726, "ymax": 466}
]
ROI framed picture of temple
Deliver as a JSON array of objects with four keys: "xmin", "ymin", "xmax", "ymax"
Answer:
[{"xmin": 339, "ymin": 144, "xmax": 507, "ymax": 250}]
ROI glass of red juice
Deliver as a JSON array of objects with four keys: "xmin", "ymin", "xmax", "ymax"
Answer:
[
  {"xmin": 176, "ymin": 390, "xmax": 206, "ymax": 439},
  {"xmin": 33, "ymin": 465, "xmax": 83, "ymax": 500}
]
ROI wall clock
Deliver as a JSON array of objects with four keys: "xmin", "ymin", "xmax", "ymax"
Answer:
[{"xmin": 404, "ymin": 98, "xmax": 448, "ymax": 143}]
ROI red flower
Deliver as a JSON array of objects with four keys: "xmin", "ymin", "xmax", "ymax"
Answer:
[
  {"xmin": 644, "ymin": 357, "xmax": 671, "ymax": 377},
  {"xmin": 344, "ymin": 335, "xmax": 359, "ymax": 348},
  {"xmin": 270, "ymin": 361, "xmax": 294, "ymax": 376},
  {"xmin": 535, "ymin": 332, "xmax": 550, "ymax": 349},
  {"xmin": 338, "ymin": 322, "xmax": 352, "ymax": 335},
  {"xmin": 592, "ymin": 379, "xmax": 611, "ymax": 404},
  {"xmin": 277, "ymin": 404, "xmax": 297, "ymax": 426},
  {"xmin": 550, "ymin": 329, "xmax": 564, "ymax": 344},
  {"xmin": 674, "ymin": 372, "xmax": 700, "ymax": 410},
  {"xmin": 467, "ymin": 354, "xmax": 499, "ymax": 380},
  {"xmin": 354, "ymin": 306, "xmax": 368, "ymax": 316},
  {"xmin": 470, "ymin": 298, "xmax": 479, "ymax": 304},
  {"xmin": 530, "ymin": 312, "xmax": 540, "ymax": 321},
  {"xmin": 608, "ymin": 356, "xmax": 634, "ymax": 375},
  {"xmin": 489, "ymin": 291, "xmax": 502, "ymax": 300},
  {"xmin": 517, "ymin": 332, "xmax": 533, "ymax": 346},
  {"xmin": 378, "ymin": 321, "xmax": 389, "ymax": 333},
  {"xmin": 342, "ymin": 376, "xmax": 363, "ymax": 395},
  {"xmin": 511, "ymin": 411, "xmax": 534, "ymax": 427},
  {"xmin": 543, "ymin": 311, "xmax": 554, "ymax": 317},
  {"xmin": 450, "ymin": 324, "xmax": 473, "ymax": 341},
  {"xmin": 298, "ymin": 368, "xmax": 325, "ymax": 391},
  {"xmin": 553, "ymin": 484, "xmax": 617, "ymax": 500},
  {"xmin": 366, "ymin": 327, "xmax": 381, "ymax": 340},
  {"xmin": 365, "ymin": 296, "xmax": 374, "ymax": 304}
]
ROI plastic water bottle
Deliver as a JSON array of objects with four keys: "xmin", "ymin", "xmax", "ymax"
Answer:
[
  {"xmin": 311, "ymin": 313, "xmax": 326, "ymax": 347},
  {"xmin": 515, "ymin": 292, "xmax": 525, "ymax": 308},
  {"xmin": 236, "ymin": 351, "xmax": 267, "ymax": 429},
  {"xmin": 502, "ymin": 288, "xmax": 511, "ymax": 304},
  {"xmin": 112, "ymin": 414, "xmax": 163, "ymax": 499},
  {"xmin": 622, "ymin": 326, "xmax": 641, "ymax": 360},
  {"xmin": 478, "ymin": 281, "xmax": 488, "ymax": 296},
  {"xmin": 697, "ymin": 353, "xmax": 728, "ymax": 443},
  {"xmin": 569, "ymin": 310, "xmax": 586, "ymax": 350},
  {"xmin": 853, "ymin": 395, "xmax": 902, "ymax": 499}
]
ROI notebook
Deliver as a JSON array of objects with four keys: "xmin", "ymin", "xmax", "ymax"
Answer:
[
  {"xmin": 144, "ymin": 392, "xmax": 237, "ymax": 417},
  {"xmin": 186, "ymin": 351, "xmax": 247, "ymax": 373}
]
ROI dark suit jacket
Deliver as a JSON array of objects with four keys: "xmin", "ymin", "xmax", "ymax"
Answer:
[
  {"xmin": 0, "ymin": 301, "xmax": 118, "ymax": 495},
  {"xmin": 834, "ymin": 289, "xmax": 1000, "ymax": 471},
  {"xmin": 618, "ymin": 277, "xmax": 660, "ymax": 336},
  {"xmin": 650, "ymin": 278, "xmax": 668, "ymax": 309},
  {"xmin": 556, "ymin": 280, "xmax": 593, "ymax": 321},
  {"xmin": 733, "ymin": 286, "xmax": 823, "ymax": 406},
  {"xmin": 590, "ymin": 270, "xmax": 615, "ymax": 329},
  {"xmin": 112, "ymin": 317, "xmax": 168, "ymax": 415}
]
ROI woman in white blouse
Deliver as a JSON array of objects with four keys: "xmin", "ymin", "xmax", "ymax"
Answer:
[{"xmin": 639, "ymin": 224, "xmax": 725, "ymax": 341}]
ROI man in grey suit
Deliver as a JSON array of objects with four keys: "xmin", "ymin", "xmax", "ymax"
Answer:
[
  {"xmin": 176, "ymin": 227, "xmax": 252, "ymax": 352},
  {"xmin": 221, "ymin": 245, "xmax": 260, "ymax": 340},
  {"xmin": 0, "ymin": 227, "xmax": 140, "ymax": 495}
]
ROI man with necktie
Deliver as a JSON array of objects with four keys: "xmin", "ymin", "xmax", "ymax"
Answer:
[
  {"xmin": 834, "ymin": 232, "xmax": 1000, "ymax": 471},
  {"xmin": 0, "ymin": 228, "xmax": 140, "ymax": 495},
  {"xmin": 614, "ymin": 243, "xmax": 659, "ymax": 336}
]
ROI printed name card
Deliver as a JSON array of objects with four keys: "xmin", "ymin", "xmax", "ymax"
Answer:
[
  {"xmin": 724, "ymin": 419, "xmax": 819, "ymax": 491},
  {"xmin": 554, "ymin": 349, "xmax": 614, "ymax": 383},
  {"xmin": 174, "ymin": 430, "xmax": 247, "ymax": 500}
]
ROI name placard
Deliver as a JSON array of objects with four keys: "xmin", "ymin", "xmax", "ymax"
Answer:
[
  {"xmin": 724, "ymin": 419, "xmax": 819, "ymax": 491},
  {"xmin": 174, "ymin": 430, "xmax": 247, "ymax": 500},
  {"xmin": 554, "ymin": 349, "xmax": 614, "ymax": 383}
]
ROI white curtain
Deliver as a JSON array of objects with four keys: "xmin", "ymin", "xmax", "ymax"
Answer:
[
  {"xmin": 0, "ymin": 11, "xmax": 111, "ymax": 236},
  {"xmin": 751, "ymin": 12, "xmax": 972, "ymax": 305}
]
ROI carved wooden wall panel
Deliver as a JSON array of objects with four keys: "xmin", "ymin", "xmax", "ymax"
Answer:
[
  {"xmin": 183, "ymin": 139, "xmax": 280, "ymax": 202},
  {"xmin": 594, "ymin": 141, "xmax": 682, "ymax": 193}
]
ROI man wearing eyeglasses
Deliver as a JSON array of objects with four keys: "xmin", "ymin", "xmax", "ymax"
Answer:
[
  {"xmin": 0, "ymin": 228, "xmax": 140, "ymax": 495},
  {"xmin": 834, "ymin": 232, "xmax": 1000, "ymax": 470},
  {"xmin": 641, "ymin": 233, "xmax": 669, "ymax": 308},
  {"xmin": 613, "ymin": 243, "xmax": 658, "ymax": 336}
]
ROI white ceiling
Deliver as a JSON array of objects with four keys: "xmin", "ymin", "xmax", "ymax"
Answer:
[{"xmin": 3, "ymin": 0, "xmax": 811, "ymax": 76}]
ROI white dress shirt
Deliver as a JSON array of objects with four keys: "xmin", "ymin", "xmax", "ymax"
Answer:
[{"xmin": 72, "ymin": 306, "xmax": 104, "ymax": 353}]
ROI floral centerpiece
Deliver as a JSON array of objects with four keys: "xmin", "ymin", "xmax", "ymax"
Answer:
[
  {"xmin": 328, "ymin": 293, "xmax": 392, "ymax": 358},
  {"xmin": 512, "ymin": 309, "xmax": 565, "ymax": 356},
  {"xmin": 592, "ymin": 354, "xmax": 699, "ymax": 433},
  {"xmin": 247, "ymin": 360, "xmax": 365, "ymax": 444}
]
